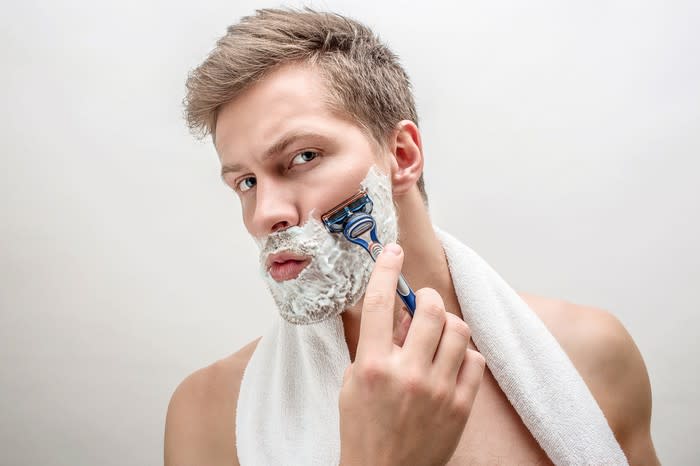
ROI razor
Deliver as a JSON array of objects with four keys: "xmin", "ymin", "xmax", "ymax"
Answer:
[{"xmin": 321, "ymin": 190, "xmax": 417, "ymax": 315}]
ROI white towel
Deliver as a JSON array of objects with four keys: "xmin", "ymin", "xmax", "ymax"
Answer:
[{"xmin": 236, "ymin": 227, "xmax": 628, "ymax": 465}]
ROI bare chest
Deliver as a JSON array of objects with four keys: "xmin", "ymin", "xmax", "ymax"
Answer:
[{"xmin": 446, "ymin": 367, "xmax": 553, "ymax": 466}]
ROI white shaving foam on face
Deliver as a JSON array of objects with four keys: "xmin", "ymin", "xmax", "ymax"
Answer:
[{"xmin": 255, "ymin": 166, "xmax": 398, "ymax": 325}]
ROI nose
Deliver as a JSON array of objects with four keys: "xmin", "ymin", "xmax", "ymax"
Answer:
[{"xmin": 248, "ymin": 179, "xmax": 300, "ymax": 236}]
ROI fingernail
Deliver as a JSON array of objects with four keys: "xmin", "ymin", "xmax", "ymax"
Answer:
[{"xmin": 384, "ymin": 243, "xmax": 401, "ymax": 256}]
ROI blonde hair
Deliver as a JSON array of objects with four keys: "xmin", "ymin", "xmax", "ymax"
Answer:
[{"xmin": 184, "ymin": 7, "xmax": 426, "ymax": 201}]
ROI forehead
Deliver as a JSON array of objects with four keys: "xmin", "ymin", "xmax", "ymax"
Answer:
[{"xmin": 214, "ymin": 64, "xmax": 345, "ymax": 159}]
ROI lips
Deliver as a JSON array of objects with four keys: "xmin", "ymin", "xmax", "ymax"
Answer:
[{"xmin": 266, "ymin": 252, "xmax": 311, "ymax": 282}]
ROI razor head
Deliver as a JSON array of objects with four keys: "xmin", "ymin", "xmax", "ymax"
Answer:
[
  {"xmin": 344, "ymin": 214, "xmax": 375, "ymax": 238},
  {"xmin": 321, "ymin": 190, "xmax": 374, "ymax": 233}
]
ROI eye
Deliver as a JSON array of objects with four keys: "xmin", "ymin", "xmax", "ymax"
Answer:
[
  {"xmin": 237, "ymin": 176, "xmax": 256, "ymax": 192},
  {"xmin": 290, "ymin": 150, "xmax": 319, "ymax": 166}
]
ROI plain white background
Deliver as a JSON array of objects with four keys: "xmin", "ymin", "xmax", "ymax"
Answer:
[{"xmin": 1, "ymin": 0, "xmax": 697, "ymax": 464}]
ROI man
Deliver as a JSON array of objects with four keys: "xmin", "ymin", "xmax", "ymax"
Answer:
[{"xmin": 165, "ymin": 8, "xmax": 659, "ymax": 465}]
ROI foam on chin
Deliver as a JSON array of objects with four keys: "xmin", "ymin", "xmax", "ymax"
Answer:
[{"xmin": 255, "ymin": 166, "xmax": 399, "ymax": 325}]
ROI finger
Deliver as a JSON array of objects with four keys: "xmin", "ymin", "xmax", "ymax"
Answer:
[
  {"xmin": 392, "ymin": 306, "xmax": 413, "ymax": 347},
  {"xmin": 356, "ymin": 243, "xmax": 404, "ymax": 361},
  {"xmin": 401, "ymin": 288, "xmax": 447, "ymax": 368},
  {"xmin": 432, "ymin": 314, "xmax": 471, "ymax": 382},
  {"xmin": 454, "ymin": 349, "xmax": 486, "ymax": 407}
]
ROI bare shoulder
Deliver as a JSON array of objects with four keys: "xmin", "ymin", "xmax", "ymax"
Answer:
[
  {"xmin": 164, "ymin": 338, "xmax": 261, "ymax": 466},
  {"xmin": 519, "ymin": 292, "xmax": 660, "ymax": 465}
]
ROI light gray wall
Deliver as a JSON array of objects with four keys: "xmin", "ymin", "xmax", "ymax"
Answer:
[{"xmin": 1, "ymin": 0, "xmax": 697, "ymax": 464}]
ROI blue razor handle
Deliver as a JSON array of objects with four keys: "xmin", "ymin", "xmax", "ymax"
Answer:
[{"xmin": 341, "ymin": 213, "xmax": 417, "ymax": 316}]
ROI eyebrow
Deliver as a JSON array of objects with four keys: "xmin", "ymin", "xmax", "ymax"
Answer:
[{"xmin": 220, "ymin": 131, "xmax": 330, "ymax": 179}]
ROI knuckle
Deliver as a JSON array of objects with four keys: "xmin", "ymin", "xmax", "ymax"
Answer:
[
  {"xmin": 356, "ymin": 361, "xmax": 388, "ymax": 387},
  {"xmin": 469, "ymin": 349, "xmax": 486, "ymax": 372},
  {"xmin": 431, "ymin": 382, "xmax": 451, "ymax": 404},
  {"xmin": 458, "ymin": 350, "xmax": 486, "ymax": 392},
  {"xmin": 362, "ymin": 291, "xmax": 390, "ymax": 313},
  {"xmin": 401, "ymin": 370, "xmax": 429, "ymax": 396},
  {"xmin": 451, "ymin": 395, "xmax": 472, "ymax": 419},
  {"xmin": 375, "ymin": 254, "xmax": 398, "ymax": 270},
  {"xmin": 424, "ymin": 303, "xmax": 446, "ymax": 322},
  {"xmin": 445, "ymin": 314, "xmax": 471, "ymax": 340},
  {"xmin": 415, "ymin": 289, "xmax": 446, "ymax": 322}
]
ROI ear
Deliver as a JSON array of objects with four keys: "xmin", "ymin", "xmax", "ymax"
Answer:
[{"xmin": 387, "ymin": 120, "xmax": 424, "ymax": 196}]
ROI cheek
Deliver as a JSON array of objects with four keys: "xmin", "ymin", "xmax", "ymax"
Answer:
[{"xmin": 308, "ymin": 171, "xmax": 372, "ymax": 218}]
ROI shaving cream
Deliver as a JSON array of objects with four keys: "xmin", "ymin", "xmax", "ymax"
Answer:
[{"xmin": 255, "ymin": 166, "xmax": 398, "ymax": 325}]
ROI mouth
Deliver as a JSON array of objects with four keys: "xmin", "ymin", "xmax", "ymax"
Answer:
[{"xmin": 266, "ymin": 252, "xmax": 311, "ymax": 282}]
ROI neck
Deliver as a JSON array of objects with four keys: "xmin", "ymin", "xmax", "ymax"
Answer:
[{"xmin": 341, "ymin": 189, "xmax": 462, "ymax": 361}]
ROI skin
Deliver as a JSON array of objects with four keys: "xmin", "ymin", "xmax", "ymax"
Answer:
[{"xmin": 164, "ymin": 63, "xmax": 660, "ymax": 465}]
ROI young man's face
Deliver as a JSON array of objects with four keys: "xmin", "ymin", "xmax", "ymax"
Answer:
[
  {"xmin": 216, "ymin": 63, "xmax": 392, "ymax": 237},
  {"xmin": 214, "ymin": 63, "xmax": 398, "ymax": 324}
]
